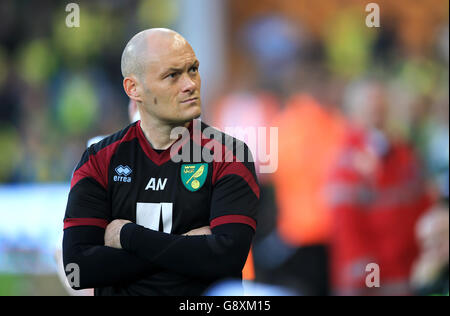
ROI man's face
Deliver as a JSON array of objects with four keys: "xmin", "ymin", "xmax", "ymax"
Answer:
[
  {"xmin": 353, "ymin": 84, "xmax": 388, "ymax": 130},
  {"xmin": 139, "ymin": 39, "xmax": 201, "ymax": 124}
]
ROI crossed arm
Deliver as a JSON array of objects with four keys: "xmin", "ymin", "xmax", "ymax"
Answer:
[
  {"xmin": 63, "ymin": 220, "xmax": 253, "ymax": 289},
  {"xmin": 103, "ymin": 219, "xmax": 211, "ymax": 248}
]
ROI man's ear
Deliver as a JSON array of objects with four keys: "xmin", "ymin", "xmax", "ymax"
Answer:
[{"xmin": 123, "ymin": 76, "xmax": 143, "ymax": 102}]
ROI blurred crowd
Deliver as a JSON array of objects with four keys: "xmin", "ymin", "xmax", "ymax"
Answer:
[
  {"xmin": 218, "ymin": 1, "xmax": 448, "ymax": 296},
  {"xmin": 0, "ymin": 0, "xmax": 448, "ymax": 295}
]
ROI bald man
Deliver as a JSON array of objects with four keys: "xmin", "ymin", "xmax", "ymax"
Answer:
[{"xmin": 62, "ymin": 29, "xmax": 259, "ymax": 296}]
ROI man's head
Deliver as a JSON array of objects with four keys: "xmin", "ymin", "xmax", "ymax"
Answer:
[
  {"xmin": 343, "ymin": 79, "xmax": 388, "ymax": 131},
  {"xmin": 121, "ymin": 28, "xmax": 201, "ymax": 125}
]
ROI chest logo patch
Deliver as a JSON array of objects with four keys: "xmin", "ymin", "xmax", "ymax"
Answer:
[
  {"xmin": 181, "ymin": 163, "xmax": 208, "ymax": 192},
  {"xmin": 114, "ymin": 165, "xmax": 132, "ymax": 182}
]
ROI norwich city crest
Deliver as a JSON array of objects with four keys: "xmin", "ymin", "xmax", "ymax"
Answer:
[{"xmin": 181, "ymin": 163, "xmax": 208, "ymax": 192}]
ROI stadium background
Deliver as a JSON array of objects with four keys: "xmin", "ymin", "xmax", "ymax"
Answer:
[{"xmin": 0, "ymin": 0, "xmax": 448, "ymax": 295}]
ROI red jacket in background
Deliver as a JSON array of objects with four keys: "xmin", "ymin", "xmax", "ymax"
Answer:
[{"xmin": 326, "ymin": 127, "xmax": 432, "ymax": 295}]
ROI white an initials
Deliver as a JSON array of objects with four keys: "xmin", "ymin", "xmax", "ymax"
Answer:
[{"xmin": 145, "ymin": 178, "xmax": 168, "ymax": 191}]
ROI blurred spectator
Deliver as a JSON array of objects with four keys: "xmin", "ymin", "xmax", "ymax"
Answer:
[
  {"xmin": 410, "ymin": 202, "xmax": 449, "ymax": 296},
  {"xmin": 325, "ymin": 79, "xmax": 433, "ymax": 295},
  {"xmin": 257, "ymin": 92, "xmax": 345, "ymax": 296},
  {"xmin": 238, "ymin": 14, "xmax": 304, "ymax": 96}
]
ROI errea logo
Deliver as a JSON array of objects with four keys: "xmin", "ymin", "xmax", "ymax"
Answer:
[{"xmin": 114, "ymin": 165, "xmax": 132, "ymax": 183}]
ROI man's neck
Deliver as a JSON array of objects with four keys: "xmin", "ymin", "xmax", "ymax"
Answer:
[{"xmin": 139, "ymin": 116, "xmax": 191, "ymax": 150}]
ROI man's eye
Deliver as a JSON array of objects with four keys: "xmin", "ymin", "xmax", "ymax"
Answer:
[
  {"xmin": 190, "ymin": 66, "xmax": 198, "ymax": 73},
  {"xmin": 168, "ymin": 73, "xmax": 178, "ymax": 78}
]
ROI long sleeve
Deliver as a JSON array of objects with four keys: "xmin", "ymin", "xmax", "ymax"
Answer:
[
  {"xmin": 120, "ymin": 222, "xmax": 254, "ymax": 280},
  {"xmin": 63, "ymin": 225, "xmax": 158, "ymax": 289},
  {"xmin": 62, "ymin": 148, "xmax": 156, "ymax": 289}
]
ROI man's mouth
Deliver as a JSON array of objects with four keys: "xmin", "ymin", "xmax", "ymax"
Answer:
[{"xmin": 180, "ymin": 97, "xmax": 199, "ymax": 104}]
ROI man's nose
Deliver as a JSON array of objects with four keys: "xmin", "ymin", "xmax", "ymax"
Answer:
[{"xmin": 180, "ymin": 74, "xmax": 196, "ymax": 94}]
